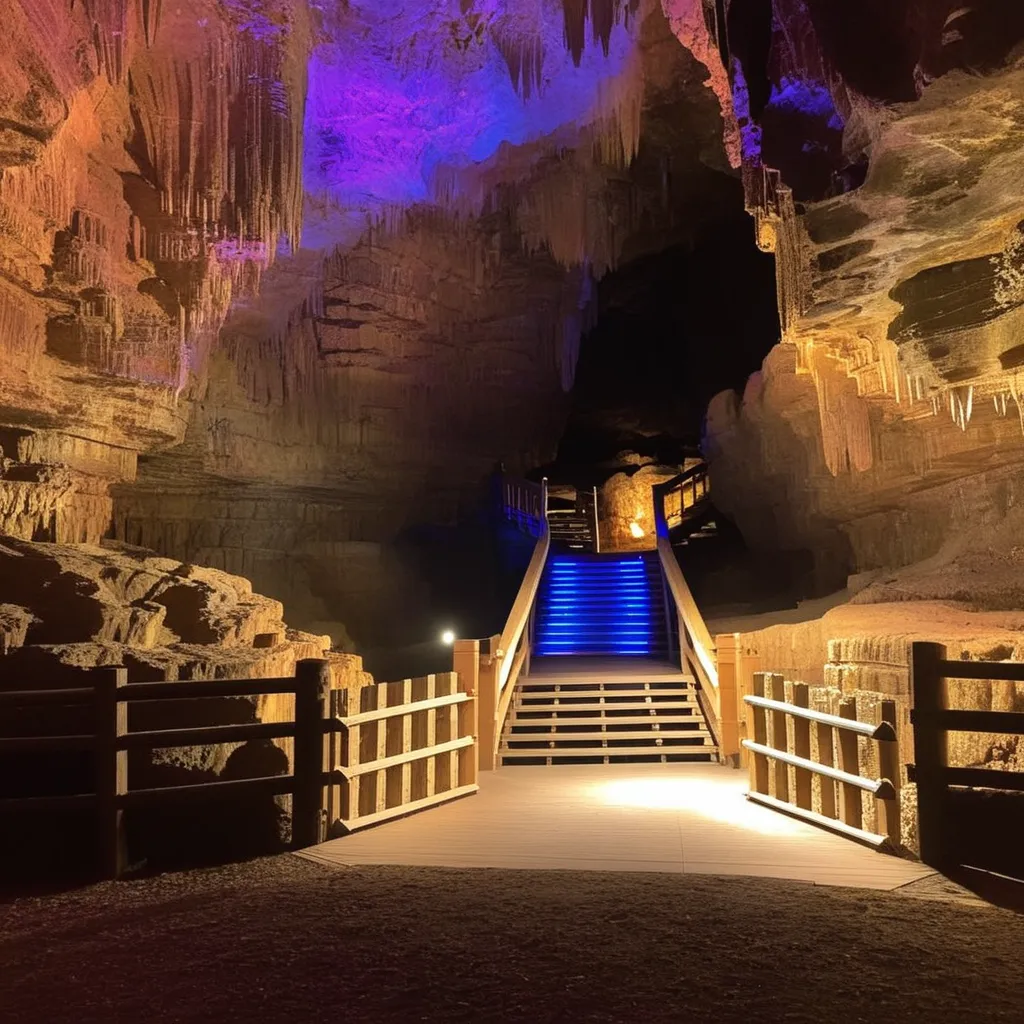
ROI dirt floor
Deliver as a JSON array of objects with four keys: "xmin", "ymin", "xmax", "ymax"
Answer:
[{"xmin": 2, "ymin": 856, "xmax": 1023, "ymax": 1023}]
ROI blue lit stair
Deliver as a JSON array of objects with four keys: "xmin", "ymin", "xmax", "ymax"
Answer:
[{"xmin": 532, "ymin": 552, "xmax": 670, "ymax": 658}]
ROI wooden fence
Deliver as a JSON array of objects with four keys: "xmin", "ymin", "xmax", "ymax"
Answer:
[
  {"xmin": 910, "ymin": 641, "xmax": 1024, "ymax": 868},
  {"xmin": 742, "ymin": 672, "xmax": 901, "ymax": 849},
  {"xmin": 0, "ymin": 661, "xmax": 478, "ymax": 878},
  {"xmin": 328, "ymin": 671, "xmax": 477, "ymax": 832}
]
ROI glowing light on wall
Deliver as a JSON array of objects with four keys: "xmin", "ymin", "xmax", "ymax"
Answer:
[{"xmin": 301, "ymin": 1, "xmax": 640, "ymax": 234}]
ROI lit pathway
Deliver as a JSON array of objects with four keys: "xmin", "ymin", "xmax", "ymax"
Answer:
[{"xmin": 299, "ymin": 763, "xmax": 936, "ymax": 890}]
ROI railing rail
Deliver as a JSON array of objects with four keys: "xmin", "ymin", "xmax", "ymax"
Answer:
[
  {"xmin": 910, "ymin": 641, "xmax": 1024, "ymax": 867},
  {"xmin": 501, "ymin": 474, "xmax": 548, "ymax": 539},
  {"xmin": 743, "ymin": 672, "xmax": 901, "ymax": 849}
]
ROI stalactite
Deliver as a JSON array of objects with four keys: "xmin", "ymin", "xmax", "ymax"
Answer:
[
  {"xmin": 130, "ymin": 8, "xmax": 308, "ymax": 261},
  {"xmin": 591, "ymin": 45, "xmax": 644, "ymax": 167},
  {"xmin": 806, "ymin": 344, "xmax": 873, "ymax": 475},
  {"xmin": 562, "ymin": 0, "xmax": 588, "ymax": 66}
]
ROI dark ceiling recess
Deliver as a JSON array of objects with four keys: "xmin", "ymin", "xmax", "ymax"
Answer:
[{"xmin": 551, "ymin": 187, "xmax": 780, "ymax": 481}]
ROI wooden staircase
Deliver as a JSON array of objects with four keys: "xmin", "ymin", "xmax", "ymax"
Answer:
[{"xmin": 500, "ymin": 676, "xmax": 718, "ymax": 765}]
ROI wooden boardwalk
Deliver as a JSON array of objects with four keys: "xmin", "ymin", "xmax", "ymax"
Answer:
[{"xmin": 300, "ymin": 762, "xmax": 935, "ymax": 890}]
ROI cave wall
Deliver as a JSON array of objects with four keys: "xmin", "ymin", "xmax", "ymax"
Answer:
[
  {"xmin": 0, "ymin": 0, "xmax": 308, "ymax": 546},
  {"xmin": 111, "ymin": 213, "xmax": 580, "ymax": 649}
]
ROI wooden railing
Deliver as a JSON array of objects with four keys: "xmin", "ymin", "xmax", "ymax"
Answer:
[
  {"xmin": 655, "ymin": 471, "xmax": 720, "ymax": 720},
  {"xmin": 457, "ymin": 514, "xmax": 551, "ymax": 770},
  {"xmin": 0, "ymin": 660, "xmax": 479, "ymax": 877},
  {"xmin": 502, "ymin": 475, "xmax": 548, "ymax": 539},
  {"xmin": 910, "ymin": 641, "xmax": 1024, "ymax": 868},
  {"xmin": 742, "ymin": 672, "xmax": 901, "ymax": 849},
  {"xmin": 656, "ymin": 464, "xmax": 710, "ymax": 533},
  {"xmin": 329, "ymin": 671, "xmax": 477, "ymax": 832}
]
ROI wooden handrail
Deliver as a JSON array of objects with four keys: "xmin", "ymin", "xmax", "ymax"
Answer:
[
  {"xmin": 496, "ymin": 520, "xmax": 550, "ymax": 693},
  {"xmin": 744, "ymin": 695, "xmax": 896, "ymax": 741},
  {"xmin": 656, "ymin": 535, "xmax": 717, "ymax": 688},
  {"xmin": 741, "ymin": 740, "xmax": 896, "ymax": 799}
]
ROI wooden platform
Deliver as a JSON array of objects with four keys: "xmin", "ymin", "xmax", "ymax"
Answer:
[{"xmin": 300, "ymin": 762, "xmax": 936, "ymax": 890}]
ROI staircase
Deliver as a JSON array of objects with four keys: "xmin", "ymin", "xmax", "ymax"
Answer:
[
  {"xmin": 500, "ymin": 677, "xmax": 717, "ymax": 765},
  {"xmin": 533, "ymin": 552, "xmax": 671, "ymax": 658},
  {"xmin": 498, "ymin": 550, "xmax": 718, "ymax": 765}
]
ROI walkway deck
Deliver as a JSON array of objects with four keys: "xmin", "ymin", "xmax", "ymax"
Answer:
[{"xmin": 301, "ymin": 763, "xmax": 936, "ymax": 890}]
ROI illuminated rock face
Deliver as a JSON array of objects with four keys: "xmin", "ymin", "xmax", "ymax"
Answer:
[
  {"xmin": 0, "ymin": 0, "xmax": 738, "ymax": 652},
  {"xmin": 700, "ymin": 3, "xmax": 1024, "ymax": 600}
]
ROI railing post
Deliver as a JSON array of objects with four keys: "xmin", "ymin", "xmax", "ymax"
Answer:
[
  {"xmin": 94, "ymin": 667, "xmax": 128, "ymax": 879},
  {"xmin": 838, "ymin": 697, "xmax": 862, "ymax": 829},
  {"xmin": 878, "ymin": 698, "xmax": 901, "ymax": 848},
  {"xmin": 477, "ymin": 635, "xmax": 501, "ymax": 771},
  {"xmin": 453, "ymin": 639, "xmax": 480, "ymax": 784},
  {"xmin": 293, "ymin": 658, "xmax": 330, "ymax": 849},
  {"xmin": 911, "ymin": 641, "xmax": 948, "ymax": 867},
  {"xmin": 715, "ymin": 633, "xmax": 740, "ymax": 766},
  {"xmin": 768, "ymin": 674, "xmax": 789, "ymax": 802},
  {"xmin": 737, "ymin": 647, "xmax": 761, "ymax": 770},
  {"xmin": 591, "ymin": 485, "xmax": 600, "ymax": 553},
  {"xmin": 791, "ymin": 683, "xmax": 813, "ymax": 810},
  {"xmin": 749, "ymin": 672, "xmax": 769, "ymax": 795}
]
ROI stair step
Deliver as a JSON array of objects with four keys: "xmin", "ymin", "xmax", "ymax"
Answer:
[
  {"xmin": 506, "ymin": 729, "xmax": 711, "ymax": 742},
  {"xmin": 515, "ymin": 699, "xmax": 696, "ymax": 713},
  {"xmin": 500, "ymin": 745, "xmax": 719, "ymax": 761},
  {"xmin": 519, "ymin": 687, "xmax": 691, "ymax": 700},
  {"xmin": 512, "ymin": 713, "xmax": 701, "ymax": 726}
]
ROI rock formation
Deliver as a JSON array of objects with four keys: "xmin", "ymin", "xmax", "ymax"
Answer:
[{"xmin": 692, "ymin": 1, "xmax": 1024, "ymax": 849}]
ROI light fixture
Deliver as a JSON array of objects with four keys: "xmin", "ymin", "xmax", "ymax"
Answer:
[{"xmin": 440, "ymin": 629, "xmax": 456, "ymax": 645}]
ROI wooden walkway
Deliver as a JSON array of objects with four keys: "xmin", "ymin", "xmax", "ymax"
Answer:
[{"xmin": 300, "ymin": 762, "xmax": 935, "ymax": 890}]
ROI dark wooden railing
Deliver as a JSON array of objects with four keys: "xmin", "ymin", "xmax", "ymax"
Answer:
[
  {"xmin": 910, "ymin": 641, "xmax": 1024, "ymax": 868},
  {"xmin": 652, "ymin": 462, "xmax": 710, "ymax": 536},
  {"xmin": 0, "ymin": 660, "xmax": 479, "ymax": 878},
  {"xmin": 501, "ymin": 475, "xmax": 547, "ymax": 538}
]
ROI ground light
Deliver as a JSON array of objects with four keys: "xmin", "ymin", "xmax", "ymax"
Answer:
[{"xmin": 440, "ymin": 629, "xmax": 456, "ymax": 645}]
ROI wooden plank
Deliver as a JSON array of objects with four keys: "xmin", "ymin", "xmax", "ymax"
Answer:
[
  {"xmin": 95, "ymin": 668, "xmax": 128, "ymax": 879},
  {"xmin": 434, "ymin": 673, "xmax": 459, "ymax": 794},
  {"xmin": 878, "ymin": 699, "xmax": 901, "ymax": 847},
  {"xmin": 935, "ymin": 659, "xmax": 1024, "ymax": 682},
  {"xmin": 746, "ymin": 792, "xmax": 890, "ymax": 850},
  {"xmin": 336, "ymin": 784, "xmax": 479, "ymax": 834},
  {"xmin": 911, "ymin": 641, "xmax": 949, "ymax": 867},
  {"xmin": 453, "ymin": 640, "xmax": 480, "ymax": 788},
  {"xmin": 478, "ymin": 640, "xmax": 500, "ymax": 770},
  {"xmin": 334, "ymin": 737, "xmax": 474, "ymax": 779},
  {"xmin": 815, "ymin": 720, "xmax": 837, "ymax": 820},
  {"xmin": 0, "ymin": 733, "xmax": 95, "ymax": 753},
  {"xmin": 838, "ymin": 698, "xmax": 862, "ymax": 829},
  {"xmin": 293, "ymin": 659, "xmax": 330, "ymax": 849},
  {"xmin": 113, "ymin": 677, "xmax": 296, "ymax": 701},
  {"xmin": 0, "ymin": 687, "xmax": 95, "ymax": 706},
  {"xmin": 384, "ymin": 680, "xmax": 409, "ymax": 813},
  {"xmin": 769, "ymin": 675, "xmax": 789, "ymax": 803},
  {"xmin": 913, "ymin": 708, "xmax": 1024, "ymax": 735},
  {"xmin": 120, "ymin": 774, "xmax": 295, "ymax": 808},
  {"xmin": 940, "ymin": 766, "xmax": 1024, "ymax": 792},
  {"xmin": 410, "ymin": 676, "xmax": 430, "ymax": 802},
  {"xmin": 791, "ymin": 683, "xmax": 813, "ymax": 811},
  {"xmin": 341, "ymin": 683, "xmax": 362, "ymax": 824},
  {"xmin": 749, "ymin": 672, "xmax": 769, "ymax": 795},
  {"xmin": 374, "ymin": 683, "xmax": 388, "ymax": 814},
  {"xmin": 116, "ymin": 720, "xmax": 295, "ymax": 751},
  {"xmin": 336, "ymin": 691, "xmax": 470, "ymax": 727}
]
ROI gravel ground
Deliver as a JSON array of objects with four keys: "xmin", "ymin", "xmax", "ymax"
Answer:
[{"xmin": 2, "ymin": 856, "xmax": 1023, "ymax": 1023}]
